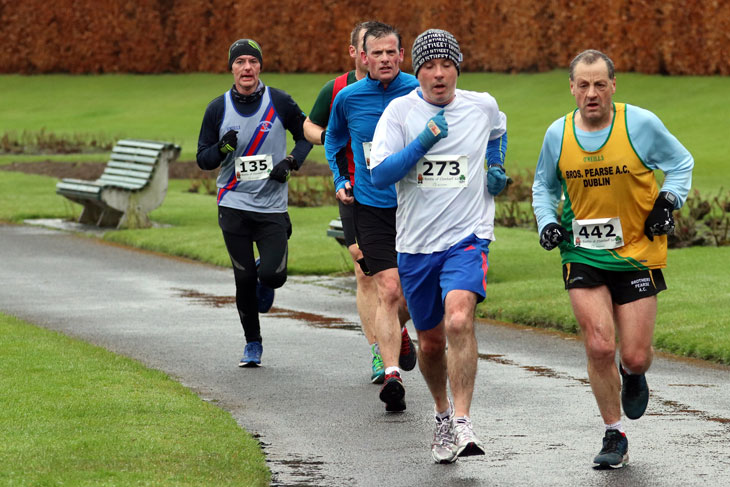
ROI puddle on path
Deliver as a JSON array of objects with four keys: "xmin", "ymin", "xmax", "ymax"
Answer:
[{"xmin": 173, "ymin": 288, "xmax": 360, "ymax": 332}]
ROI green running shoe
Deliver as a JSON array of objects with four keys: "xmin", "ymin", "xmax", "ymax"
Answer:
[{"xmin": 371, "ymin": 349, "xmax": 385, "ymax": 384}]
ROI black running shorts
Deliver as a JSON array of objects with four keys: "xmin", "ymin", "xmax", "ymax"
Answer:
[
  {"xmin": 338, "ymin": 200, "xmax": 357, "ymax": 248},
  {"xmin": 353, "ymin": 200, "xmax": 397, "ymax": 276},
  {"xmin": 563, "ymin": 262, "xmax": 667, "ymax": 305}
]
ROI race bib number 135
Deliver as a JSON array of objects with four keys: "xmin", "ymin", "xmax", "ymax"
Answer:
[{"xmin": 235, "ymin": 154, "xmax": 273, "ymax": 181}]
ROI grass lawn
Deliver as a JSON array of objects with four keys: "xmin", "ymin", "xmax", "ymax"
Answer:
[
  {"xmin": 2, "ymin": 71, "xmax": 727, "ymax": 193},
  {"xmin": 0, "ymin": 312, "xmax": 269, "ymax": 487}
]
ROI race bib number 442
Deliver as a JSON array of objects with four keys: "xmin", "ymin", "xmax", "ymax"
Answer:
[
  {"xmin": 572, "ymin": 217, "xmax": 624, "ymax": 250},
  {"xmin": 416, "ymin": 155, "xmax": 468, "ymax": 188},
  {"xmin": 235, "ymin": 154, "xmax": 273, "ymax": 181}
]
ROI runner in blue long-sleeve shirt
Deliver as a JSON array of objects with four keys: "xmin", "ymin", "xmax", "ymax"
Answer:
[{"xmin": 324, "ymin": 21, "xmax": 419, "ymax": 413}]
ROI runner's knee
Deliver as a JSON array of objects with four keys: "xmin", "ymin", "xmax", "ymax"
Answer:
[
  {"xmin": 418, "ymin": 332, "xmax": 446, "ymax": 357},
  {"xmin": 620, "ymin": 350, "xmax": 652, "ymax": 373},
  {"xmin": 444, "ymin": 308, "xmax": 473, "ymax": 336},
  {"xmin": 585, "ymin": 338, "xmax": 616, "ymax": 363},
  {"xmin": 376, "ymin": 276, "xmax": 402, "ymax": 306},
  {"xmin": 260, "ymin": 269, "xmax": 287, "ymax": 289}
]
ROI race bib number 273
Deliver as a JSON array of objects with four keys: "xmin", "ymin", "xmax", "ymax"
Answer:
[{"xmin": 416, "ymin": 155, "xmax": 468, "ymax": 188}]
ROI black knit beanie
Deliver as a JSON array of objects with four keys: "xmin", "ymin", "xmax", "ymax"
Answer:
[{"xmin": 228, "ymin": 39, "xmax": 263, "ymax": 70}]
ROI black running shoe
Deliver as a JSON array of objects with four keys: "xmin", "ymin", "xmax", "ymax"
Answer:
[
  {"xmin": 620, "ymin": 364, "xmax": 649, "ymax": 420},
  {"xmin": 379, "ymin": 371, "xmax": 406, "ymax": 412},
  {"xmin": 593, "ymin": 429, "xmax": 629, "ymax": 469},
  {"xmin": 398, "ymin": 327, "xmax": 417, "ymax": 371}
]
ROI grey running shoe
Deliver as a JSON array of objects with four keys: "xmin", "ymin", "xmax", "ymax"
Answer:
[
  {"xmin": 398, "ymin": 326, "xmax": 417, "ymax": 371},
  {"xmin": 453, "ymin": 416, "xmax": 485, "ymax": 457},
  {"xmin": 620, "ymin": 364, "xmax": 649, "ymax": 419},
  {"xmin": 593, "ymin": 429, "xmax": 629, "ymax": 469},
  {"xmin": 431, "ymin": 414, "xmax": 457, "ymax": 464}
]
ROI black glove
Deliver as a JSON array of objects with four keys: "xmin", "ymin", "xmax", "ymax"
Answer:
[
  {"xmin": 218, "ymin": 129, "xmax": 238, "ymax": 154},
  {"xmin": 644, "ymin": 191, "xmax": 677, "ymax": 241},
  {"xmin": 540, "ymin": 223, "xmax": 569, "ymax": 251},
  {"xmin": 269, "ymin": 155, "xmax": 297, "ymax": 183}
]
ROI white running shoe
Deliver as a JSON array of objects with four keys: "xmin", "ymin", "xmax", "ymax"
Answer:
[
  {"xmin": 453, "ymin": 416, "xmax": 485, "ymax": 457},
  {"xmin": 431, "ymin": 414, "xmax": 457, "ymax": 464}
]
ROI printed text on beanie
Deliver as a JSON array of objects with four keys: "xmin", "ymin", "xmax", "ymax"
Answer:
[{"xmin": 411, "ymin": 29, "xmax": 462, "ymax": 77}]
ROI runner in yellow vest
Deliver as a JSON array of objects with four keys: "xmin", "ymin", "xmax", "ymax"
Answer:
[{"xmin": 532, "ymin": 49, "xmax": 693, "ymax": 469}]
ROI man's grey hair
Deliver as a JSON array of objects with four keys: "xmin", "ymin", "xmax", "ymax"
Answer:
[{"xmin": 569, "ymin": 49, "xmax": 615, "ymax": 80}]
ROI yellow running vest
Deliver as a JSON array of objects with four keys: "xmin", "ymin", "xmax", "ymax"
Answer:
[{"xmin": 557, "ymin": 103, "xmax": 667, "ymax": 270}]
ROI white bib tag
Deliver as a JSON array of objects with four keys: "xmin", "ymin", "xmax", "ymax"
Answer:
[
  {"xmin": 362, "ymin": 142, "xmax": 372, "ymax": 169},
  {"xmin": 572, "ymin": 217, "xmax": 625, "ymax": 250},
  {"xmin": 416, "ymin": 155, "xmax": 468, "ymax": 188},
  {"xmin": 235, "ymin": 154, "xmax": 273, "ymax": 181}
]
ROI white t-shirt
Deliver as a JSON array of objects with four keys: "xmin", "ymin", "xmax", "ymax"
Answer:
[{"xmin": 370, "ymin": 88, "xmax": 507, "ymax": 254}]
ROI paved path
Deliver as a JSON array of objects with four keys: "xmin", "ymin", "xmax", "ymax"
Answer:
[{"xmin": 2, "ymin": 223, "xmax": 729, "ymax": 486}]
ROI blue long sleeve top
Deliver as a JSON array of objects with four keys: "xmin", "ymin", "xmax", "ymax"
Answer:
[{"xmin": 324, "ymin": 71, "xmax": 419, "ymax": 208}]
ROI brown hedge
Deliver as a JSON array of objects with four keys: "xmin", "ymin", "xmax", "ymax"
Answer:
[{"xmin": 1, "ymin": 0, "xmax": 728, "ymax": 75}]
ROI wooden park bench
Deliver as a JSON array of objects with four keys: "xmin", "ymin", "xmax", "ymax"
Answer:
[{"xmin": 55, "ymin": 139, "xmax": 180, "ymax": 229}]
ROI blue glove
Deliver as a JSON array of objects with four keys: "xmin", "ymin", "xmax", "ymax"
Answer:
[
  {"xmin": 487, "ymin": 164, "xmax": 507, "ymax": 195},
  {"xmin": 417, "ymin": 109, "xmax": 448, "ymax": 150}
]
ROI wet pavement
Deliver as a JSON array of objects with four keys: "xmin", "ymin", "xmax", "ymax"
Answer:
[{"xmin": 2, "ymin": 222, "xmax": 730, "ymax": 486}]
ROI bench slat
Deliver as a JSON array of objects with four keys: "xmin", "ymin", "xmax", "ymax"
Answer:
[
  {"xmin": 102, "ymin": 167, "xmax": 153, "ymax": 179},
  {"xmin": 110, "ymin": 153, "xmax": 158, "ymax": 164},
  {"xmin": 57, "ymin": 178, "xmax": 103, "ymax": 187},
  {"xmin": 98, "ymin": 172, "xmax": 147, "ymax": 183},
  {"xmin": 116, "ymin": 139, "xmax": 169, "ymax": 151},
  {"xmin": 112, "ymin": 147, "xmax": 160, "ymax": 157},
  {"xmin": 98, "ymin": 174, "xmax": 147, "ymax": 187},
  {"xmin": 56, "ymin": 181, "xmax": 103, "ymax": 200},
  {"xmin": 56, "ymin": 182, "xmax": 102, "ymax": 193},
  {"xmin": 106, "ymin": 161, "xmax": 155, "ymax": 173},
  {"xmin": 96, "ymin": 179, "xmax": 146, "ymax": 190}
]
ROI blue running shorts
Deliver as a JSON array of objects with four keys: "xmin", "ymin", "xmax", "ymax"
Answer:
[{"xmin": 398, "ymin": 234, "xmax": 490, "ymax": 331}]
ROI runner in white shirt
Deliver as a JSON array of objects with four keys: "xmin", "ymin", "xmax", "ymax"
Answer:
[{"xmin": 370, "ymin": 29, "xmax": 508, "ymax": 464}]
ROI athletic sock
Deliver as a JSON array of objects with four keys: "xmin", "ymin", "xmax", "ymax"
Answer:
[
  {"xmin": 371, "ymin": 342, "xmax": 380, "ymax": 356},
  {"xmin": 385, "ymin": 366, "xmax": 401, "ymax": 376},
  {"xmin": 605, "ymin": 421, "xmax": 625, "ymax": 434},
  {"xmin": 435, "ymin": 401, "xmax": 453, "ymax": 420}
]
